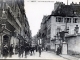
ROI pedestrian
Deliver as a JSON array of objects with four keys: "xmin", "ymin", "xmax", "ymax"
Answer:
[
  {"xmin": 25, "ymin": 46, "xmax": 28, "ymax": 58},
  {"xmin": 21, "ymin": 45, "xmax": 24, "ymax": 57},
  {"xmin": 15, "ymin": 45, "xmax": 18, "ymax": 54},
  {"xmin": 18, "ymin": 45, "xmax": 21, "ymax": 57},
  {"xmin": 3, "ymin": 45, "xmax": 8, "ymax": 58},
  {"xmin": 46, "ymin": 47, "xmax": 48, "ymax": 51},
  {"xmin": 32, "ymin": 46, "xmax": 34, "ymax": 54},
  {"xmin": 59, "ymin": 45, "xmax": 62, "ymax": 54},
  {"xmin": 35, "ymin": 45, "xmax": 38, "ymax": 52},
  {"xmin": 56, "ymin": 46, "xmax": 60, "ymax": 55},
  {"xmin": 9, "ymin": 44, "xmax": 13, "ymax": 57},
  {"xmin": 38, "ymin": 45, "xmax": 41, "ymax": 57},
  {"xmin": 30, "ymin": 46, "xmax": 33, "ymax": 56},
  {"xmin": 27, "ymin": 46, "xmax": 30, "ymax": 54}
]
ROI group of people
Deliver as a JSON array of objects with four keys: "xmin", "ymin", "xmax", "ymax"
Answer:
[
  {"xmin": 15, "ymin": 44, "xmax": 42, "ymax": 57},
  {"xmin": 17, "ymin": 44, "xmax": 35, "ymax": 58},
  {"xmin": 3, "ymin": 44, "xmax": 14, "ymax": 58},
  {"xmin": 2, "ymin": 43, "xmax": 42, "ymax": 58}
]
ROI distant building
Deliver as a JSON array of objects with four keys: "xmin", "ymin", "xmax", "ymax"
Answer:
[{"xmin": 40, "ymin": 16, "xmax": 47, "ymax": 48}]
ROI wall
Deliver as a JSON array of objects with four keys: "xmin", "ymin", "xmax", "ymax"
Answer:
[
  {"xmin": 50, "ymin": 16, "xmax": 57, "ymax": 50},
  {"xmin": 51, "ymin": 16, "xmax": 56, "ymax": 40},
  {"xmin": 66, "ymin": 35, "xmax": 80, "ymax": 53}
]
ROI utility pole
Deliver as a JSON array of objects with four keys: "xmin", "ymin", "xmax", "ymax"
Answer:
[
  {"xmin": 65, "ymin": 0, "xmax": 68, "ymax": 37},
  {"xmin": 67, "ymin": 0, "xmax": 68, "ymax": 5},
  {"xmin": 61, "ymin": 0, "xmax": 68, "ymax": 54}
]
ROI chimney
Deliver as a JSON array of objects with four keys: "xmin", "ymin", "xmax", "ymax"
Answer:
[
  {"xmin": 79, "ymin": 2, "xmax": 80, "ymax": 4},
  {"xmin": 70, "ymin": 2, "xmax": 74, "ymax": 5}
]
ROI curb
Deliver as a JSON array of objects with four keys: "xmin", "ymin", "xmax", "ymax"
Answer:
[
  {"xmin": 59, "ymin": 55, "xmax": 79, "ymax": 60},
  {"xmin": 59, "ymin": 55, "xmax": 72, "ymax": 60}
]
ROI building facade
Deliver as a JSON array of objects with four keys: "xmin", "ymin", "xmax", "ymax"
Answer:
[
  {"xmin": 40, "ymin": 2, "xmax": 80, "ymax": 52},
  {"xmin": 0, "ymin": 0, "xmax": 31, "ymax": 55}
]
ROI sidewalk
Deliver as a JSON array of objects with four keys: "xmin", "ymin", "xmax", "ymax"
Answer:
[
  {"xmin": 47, "ymin": 50, "xmax": 80, "ymax": 60},
  {"xmin": 60, "ymin": 54, "xmax": 79, "ymax": 60}
]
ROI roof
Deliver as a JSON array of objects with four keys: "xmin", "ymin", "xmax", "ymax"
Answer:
[{"xmin": 51, "ymin": 4, "xmax": 80, "ymax": 17}]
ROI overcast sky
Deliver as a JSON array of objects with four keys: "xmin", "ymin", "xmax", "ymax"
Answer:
[{"xmin": 24, "ymin": 0, "xmax": 80, "ymax": 37}]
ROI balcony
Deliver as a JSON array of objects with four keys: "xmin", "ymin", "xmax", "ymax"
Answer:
[{"xmin": 7, "ymin": 4, "xmax": 22, "ymax": 28}]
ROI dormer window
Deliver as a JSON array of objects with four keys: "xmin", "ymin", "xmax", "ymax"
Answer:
[
  {"xmin": 59, "ymin": 6, "xmax": 61, "ymax": 9},
  {"xmin": 58, "ymin": 11, "xmax": 60, "ymax": 13},
  {"xmin": 74, "ymin": 11, "xmax": 76, "ymax": 14}
]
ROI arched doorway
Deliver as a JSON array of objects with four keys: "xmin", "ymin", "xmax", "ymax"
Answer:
[{"xmin": 3, "ymin": 35, "xmax": 9, "ymax": 47}]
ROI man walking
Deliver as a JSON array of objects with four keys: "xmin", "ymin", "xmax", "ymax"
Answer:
[
  {"xmin": 38, "ymin": 45, "xmax": 41, "ymax": 57},
  {"xmin": 9, "ymin": 44, "xmax": 13, "ymax": 57},
  {"xmin": 25, "ymin": 46, "xmax": 28, "ymax": 58}
]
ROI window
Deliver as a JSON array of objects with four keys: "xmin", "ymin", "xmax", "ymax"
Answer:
[
  {"xmin": 69, "ymin": 18, "xmax": 71, "ymax": 23},
  {"xmin": 58, "ymin": 11, "xmax": 60, "ymax": 13},
  {"xmin": 64, "ymin": 18, "xmax": 71, "ymax": 23},
  {"xmin": 59, "ymin": 6, "xmax": 61, "ymax": 9},
  {"xmin": 61, "ymin": 18, "xmax": 63, "ymax": 22},
  {"xmin": 56, "ymin": 17, "xmax": 58, "ymax": 22},
  {"xmin": 58, "ymin": 18, "xmax": 61, "ymax": 22},
  {"xmin": 67, "ymin": 18, "xmax": 71, "ymax": 23},
  {"xmin": 74, "ymin": 12, "xmax": 76, "ymax": 14},
  {"xmin": 64, "ymin": 18, "xmax": 67, "ymax": 23},
  {"xmin": 56, "ymin": 17, "xmax": 63, "ymax": 22},
  {"xmin": 73, "ymin": 18, "xmax": 78, "ymax": 23}
]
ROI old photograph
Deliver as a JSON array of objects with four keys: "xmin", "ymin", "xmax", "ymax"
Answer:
[{"xmin": 0, "ymin": 0, "xmax": 80, "ymax": 60}]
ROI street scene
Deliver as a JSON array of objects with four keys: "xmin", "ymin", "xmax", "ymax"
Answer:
[{"xmin": 0, "ymin": 0, "xmax": 80, "ymax": 60}]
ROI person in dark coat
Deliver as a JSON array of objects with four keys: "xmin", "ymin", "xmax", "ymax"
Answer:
[
  {"xmin": 30, "ymin": 46, "xmax": 33, "ymax": 55},
  {"xmin": 25, "ymin": 46, "xmax": 28, "ymax": 58},
  {"xmin": 59, "ymin": 45, "xmax": 62, "ymax": 54},
  {"xmin": 21, "ymin": 45, "xmax": 24, "ymax": 57},
  {"xmin": 15, "ymin": 45, "xmax": 18, "ymax": 54},
  {"xmin": 38, "ymin": 46, "xmax": 41, "ymax": 57},
  {"xmin": 35, "ymin": 45, "xmax": 38, "ymax": 52},
  {"xmin": 32, "ymin": 46, "xmax": 35, "ymax": 54},
  {"xmin": 56, "ymin": 46, "xmax": 61, "ymax": 55},
  {"xmin": 18, "ymin": 45, "xmax": 20, "ymax": 57},
  {"xmin": 9, "ymin": 44, "xmax": 13, "ymax": 57},
  {"xmin": 46, "ymin": 47, "xmax": 48, "ymax": 51},
  {"xmin": 3, "ymin": 45, "xmax": 8, "ymax": 58}
]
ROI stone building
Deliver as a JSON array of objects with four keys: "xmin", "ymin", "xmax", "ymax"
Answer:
[
  {"xmin": 50, "ymin": 2, "xmax": 80, "ymax": 50},
  {"xmin": 40, "ymin": 16, "xmax": 47, "ymax": 48},
  {"xmin": 0, "ymin": 0, "xmax": 31, "ymax": 55},
  {"xmin": 40, "ymin": 2, "xmax": 80, "ymax": 53}
]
